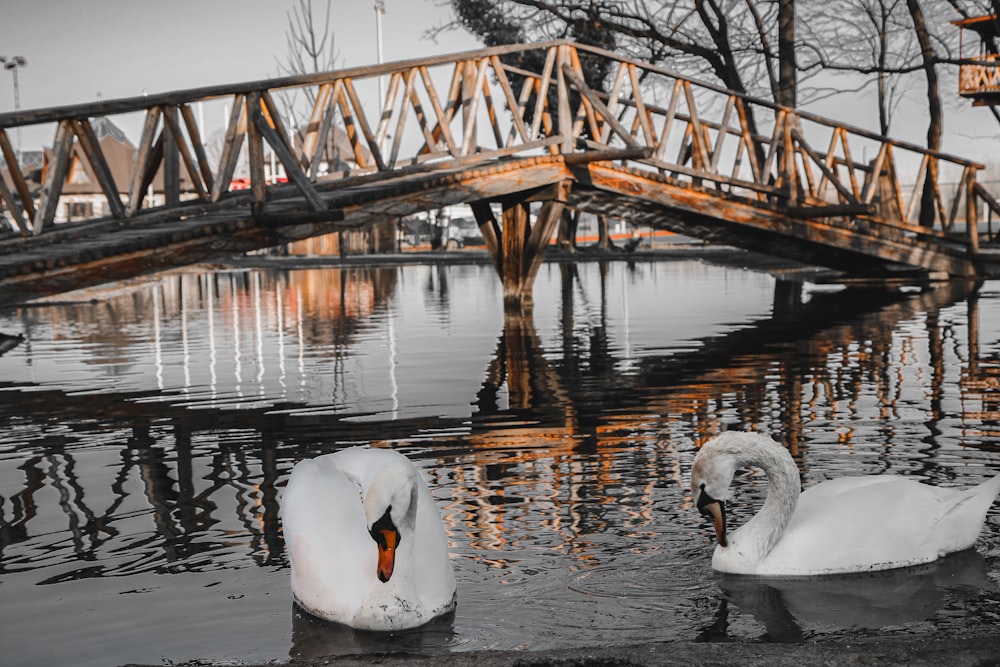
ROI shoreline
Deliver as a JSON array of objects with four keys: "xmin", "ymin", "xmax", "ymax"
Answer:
[
  {"xmin": 218, "ymin": 243, "xmax": 849, "ymax": 282},
  {"xmin": 129, "ymin": 634, "xmax": 1000, "ymax": 667},
  {"xmin": 10, "ymin": 243, "xmax": 940, "ymax": 311}
]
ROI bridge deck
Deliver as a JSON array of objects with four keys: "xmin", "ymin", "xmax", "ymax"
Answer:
[{"xmin": 1, "ymin": 40, "xmax": 998, "ymax": 307}]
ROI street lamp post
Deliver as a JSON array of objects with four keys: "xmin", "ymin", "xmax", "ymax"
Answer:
[
  {"xmin": 375, "ymin": 1, "xmax": 385, "ymax": 102},
  {"xmin": 0, "ymin": 55, "xmax": 27, "ymax": 165},
  {"xmin": 374, "ymin": 1, "xmax": 386, "ymax": 157}
]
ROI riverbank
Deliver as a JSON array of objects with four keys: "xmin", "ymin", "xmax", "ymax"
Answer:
[
  {"xmin": 221, "ymin": 242, "xmax": 851, "ymax": 283},
  {"xmin": 220, "ymin": 239, "xmax": 950, "ymax": 286},
  {"xmin": 139, "ymin": 634, "xmax": 1000, "ymax": 667}
]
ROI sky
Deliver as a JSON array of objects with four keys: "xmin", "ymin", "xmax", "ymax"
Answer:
[
  {"xmin": 0, "ymin": 0, "xmax": 477, "ymax": 148},
  {"xmin": 2, "ymin": 0, "xmax": 999, "ymax": 169},
  {"xmin": 1, "ymin": 0, "xmax": 475, "ymax": 106}
]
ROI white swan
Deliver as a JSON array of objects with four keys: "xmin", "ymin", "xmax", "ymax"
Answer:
[
  {"xmin": 690, "ymin": 432, "xmax": 1000, "ymax": 576},
  {"xmin": 281, "ymin": 446, "xmax": 457, "ymax": 630}
]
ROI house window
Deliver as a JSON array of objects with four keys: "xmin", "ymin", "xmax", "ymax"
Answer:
[{"xmin": 67, "ymin": 201, "xmax": 93, "ymax": 220}]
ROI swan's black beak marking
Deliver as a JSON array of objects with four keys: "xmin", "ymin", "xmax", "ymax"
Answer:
[
  {"xmin": 696, "ymin": 488, "xmax": 728, "ymax": 547},
  {"xmin": 369, "ymin": 507, "xmax": 400, "ymax": 583}
]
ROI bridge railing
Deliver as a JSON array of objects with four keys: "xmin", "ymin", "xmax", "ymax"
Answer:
[
  {"xmin": 558, "ymin": 42, "xmax": 999, "ymax": 252},
  {"xmin": 1, "ymin": 40, "xmax": 997, "ymax": 251}
]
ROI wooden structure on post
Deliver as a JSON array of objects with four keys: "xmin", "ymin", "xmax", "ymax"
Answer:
[
  {"xmin": 954, "ymin": 14, "xmax": 1000, "ymax": 106},
  {"xmin": 2, "ymin": 40, "xmax": 1000, "ymax": 309}
]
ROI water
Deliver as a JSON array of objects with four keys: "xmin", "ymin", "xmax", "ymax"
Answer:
[{"xmin": 1, "ymin": 257, "xmax": 999, "ymax": 666}]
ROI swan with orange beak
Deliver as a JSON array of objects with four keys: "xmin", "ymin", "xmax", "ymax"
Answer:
[
  {"xmin": 690, "ymin": 431, "xmax": 1000, "ymax": 576},
  {"xmin": 282, "ymin": 447, "xmax": 457, "ymax": 630}
]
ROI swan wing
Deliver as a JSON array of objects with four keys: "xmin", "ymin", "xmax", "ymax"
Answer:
[
  {"xmin": 412, "ymin": 466, "xmax": 458, "ymax": 612},
  {"xmin": 762, "ymin": 476, "xmax": 987, "ymax": 575},
  {"xmin": 282, "ymin": 454, "xmax": 374, "ymax": 624},
  {"xmin": 934, "ymin": 474, "xmax": 1000, "ymax": 552}
]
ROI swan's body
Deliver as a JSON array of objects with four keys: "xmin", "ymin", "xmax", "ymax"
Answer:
[
  {"xmin": 690, "ymin": 432, "xmax": 1000, "ymax": 576},
  {"xmin": 281, "ymin": 447, "xmax": 457, "ymax": 630}
]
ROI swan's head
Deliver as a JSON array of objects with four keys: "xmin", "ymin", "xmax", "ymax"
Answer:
[
  {"xmin": 690, "ymin": 436, "xmax": 742, "ymax": 548},
  {"xmin": 363, "ymin": 461, "xmax": 419, "ymax": 583}
]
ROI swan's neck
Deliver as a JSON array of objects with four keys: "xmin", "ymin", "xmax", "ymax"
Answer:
[{"xmin": 731, "ymin": 446, "xmax": 800, "ymax": 562}]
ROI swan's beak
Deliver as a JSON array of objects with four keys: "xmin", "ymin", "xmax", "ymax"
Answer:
[
  {"xmin": 696, "ymin": 490, "xmax": 728, "ymax": 547},
  {"xmin": 703, "ymin": 501, "xmax": 728, "ymax": 547},
  {"xmin": 370, "ymin": 507, "xmax": 401, "ymax": 583},
  {"xmin": 375, "ymin": 527, "xmax": 399, "ymax": 582}
]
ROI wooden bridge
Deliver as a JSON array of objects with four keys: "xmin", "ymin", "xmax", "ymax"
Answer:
[{"xmin": 1, "ymin": 40, "xmax": 999, "ymax": 308}]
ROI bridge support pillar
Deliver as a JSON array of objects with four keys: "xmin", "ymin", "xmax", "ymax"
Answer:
[{"xmin": 472, "ymin": 181, "xmax": 571, "ymax": 311}]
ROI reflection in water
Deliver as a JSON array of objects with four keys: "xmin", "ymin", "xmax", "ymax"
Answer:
[
  {"xmin": 1, "ymin": 261, "xmax": 1000, "ymax": 665},
  {"xmin": 702, "ymin": 550, "xmax": 994, "ymax": 643},
  {"xmin": 290, "ymin": 604, "xmax": 456, "ymax": 659},
  {"xmin": 0, "ymin": 332, "xmax": 23, "ymax": 356}
]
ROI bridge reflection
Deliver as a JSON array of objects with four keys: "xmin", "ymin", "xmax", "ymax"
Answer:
[{"xmin": 0, "ymin": 265, "xmax": 994, "ymax": 586}]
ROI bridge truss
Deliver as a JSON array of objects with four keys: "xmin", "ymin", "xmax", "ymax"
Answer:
[{"xmin": 1, "ymin": 40, "xmax": 998, "ymax": 306}]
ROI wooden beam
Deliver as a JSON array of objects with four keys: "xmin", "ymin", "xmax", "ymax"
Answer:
[
  {"xmin": 161, "ymin": 105, "xmax": 209, "ymax": 201},
  {"xmin": 246, "ymin": 93, "xmax": 268, "ymax": 204},
  {"xmin": 524, "ymin": 181, "xmax": 570, "ymax": 286},
  {"xmin": 501, "ymin": 199, "xmax": 530, "ymax": 307},
  {"xmin": 71, "ymin": 118, "xmax": 126, "ymax": 219},
  {"xmin": 0, "ymin": 130, "xmax": 35, "ymax": 224},
  {"xmin": 260, "ymin": 90, "xmax": 298, "ymax": 162},
  {"xmin": 128, "ymin": 106, "xmax": 163, "ymax": 215},
  {"xmin": 490, "ymin": 55, "xmax": 530, "ymax": 146},
  {"xmin": 790, "ymin": 126, "xmax": 860, "ymax": 206},
  {"xmin": 470, "ymin": 199, "xmax": 502, "ymax": 276},
  {"xmin": 966, "ymin": 168, "xmax": 979, "ymax": 253},
  {"xmin": 783, "ymin": 203, "xmax": 872, "ymax": 218},
  {"xmin": 33, "ymin": 119, "xmax": 75, "ymax": 234},
  {"xmin": 419, "ymin": 65, "xmax": 460, "ymax": 155},
  {"xmin": 343, "ymin": 78, "xmax": 387, "ymax": 171},
  {"xmin": 163, "ymin": 106, "xmax": 181, "ymax": 207},
  {"xmin": 556, "ymin": 46, "xmax": 574, "ymax": 153},
  {"xmin": 249, "ymin": 100, "xmax": 326, "ymax": 212},
  {"xmin": 0, "ymin": 163, "xmax": 28, "ymax": 234},
  {"xmin": 0, "ymin": 131, "xmax": 30, "ymax": 233},
  {"xmin": 560, "ymin": 64, "xmax": 642, "ymax": 151},
  {"xmin": 180, "ymin": 103, "xmax": 215, "ymax": 193},
  {"xmin": 211, "ymin": 95, "xmax": 247, "ymax": 202},
  {"xmin": 302, "ymin": 81, "xmax": 333, "ymax": 170}
]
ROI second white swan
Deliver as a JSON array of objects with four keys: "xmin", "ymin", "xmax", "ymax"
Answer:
[{"xmin": 690, "ymin": 432, "xmax": 1000, "ymax": 576}]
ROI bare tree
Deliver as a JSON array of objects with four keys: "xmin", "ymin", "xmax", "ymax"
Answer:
[
  {"xmin": 277, "ymin": 0, "xmax": 338, "ymax": 80},
  {"xmin": 778, "ymin": 0, "xmax": 797, "ymax": 107},
  {"xmin": 443, "ymin": 0, "xmax": 1000, "ymax": 152},
  {"xmin": 870, "ymin": 0, "xmax": 910, "ymax": 136},
  {"xmin": 444, "ymin": 1, "xmax": 809, "ymax": 106},
  {"xmin": 275, "ymin": 0, "xmax": 339, "ymax": 127},
  {"xmin": 803, "ymin": 0, "xmax": 918, "ymax": 136}
]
